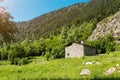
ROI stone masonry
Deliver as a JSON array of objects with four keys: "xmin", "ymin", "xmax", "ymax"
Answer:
[{"xmin": 65, "ymin": 43, "xmax": 96, "ymax": 58}]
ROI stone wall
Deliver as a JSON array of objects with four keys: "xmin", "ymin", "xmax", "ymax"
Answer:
[
  {"xmin": 84, "ymin": 45, "xmax": 96, "ymax": 56},
  {"xmin": 65, "ymin": 43, "xmax": 84, "ymax": 58}
]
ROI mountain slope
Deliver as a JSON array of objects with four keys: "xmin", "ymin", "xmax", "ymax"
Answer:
[
  {"xmin": 88, "ymin": 11, "xmax": 120, "ymax": 42},
  {"xmin": 15, "ymin": 0, "xmax": 120, "ymax": 41}
]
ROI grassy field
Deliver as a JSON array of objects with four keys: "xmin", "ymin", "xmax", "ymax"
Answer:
[{"xmin": 0, "ymin": 52, "xmax": 120, "ymax": 80}]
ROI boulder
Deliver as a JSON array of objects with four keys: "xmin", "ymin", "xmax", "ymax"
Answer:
[
  {"xmin": 83, "ymin": 61, "xmax": 100, "ymax": 65},
  {"xmin": 80, "ymin": 69, "xmax": 91, "ymax": 76},
  {"xmin": 83, "ymin": 62, "xmax": 94, "ymax": 65},
  {"xmin": 104, "ymin": 67, "xmax": 116, "ymax": 75}
]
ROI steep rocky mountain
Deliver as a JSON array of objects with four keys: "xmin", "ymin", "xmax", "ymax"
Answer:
[
  {"xmin": 15, "ymin": 0, "xmax": 120, "ymax": 41},
  {"xmin": 88, "ymin": 11, "xmax": 120, "ymax": 42}
]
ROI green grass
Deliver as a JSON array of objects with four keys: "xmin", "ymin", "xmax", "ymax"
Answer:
[
  {"xmin": 1, "ymin": 52, "xmax": 120, "ymax": 80},
  {"xmin": 116, "ymin": 44, "xmax": 120, "ymax": 51}
]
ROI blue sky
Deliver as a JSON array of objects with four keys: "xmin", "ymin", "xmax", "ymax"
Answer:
[{"xmin": 1, "ymin": 0, "xmax": 89, "ymax": 22}]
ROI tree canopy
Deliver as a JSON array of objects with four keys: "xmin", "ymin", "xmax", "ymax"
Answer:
[{"xmin": 0, "ymin": 0, "xmax": 17, "ymax": 44}]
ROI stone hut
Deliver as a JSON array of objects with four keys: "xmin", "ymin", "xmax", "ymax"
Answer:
[{"xmin": 65, "ymin": 41, "xmax": 96, "ymax": 58}]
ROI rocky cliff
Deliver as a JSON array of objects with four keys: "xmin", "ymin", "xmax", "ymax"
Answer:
[{"xmin": 89, "ymin": 11, "xmax": 120, "ymax": 42}]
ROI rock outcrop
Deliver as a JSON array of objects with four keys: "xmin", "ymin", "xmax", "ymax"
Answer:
[{"xmin": 89, "ymin": 11, "xmax": 120, "ymax": 42}]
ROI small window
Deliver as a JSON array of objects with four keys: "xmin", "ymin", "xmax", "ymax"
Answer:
[{"xmin": 67, "ymin": 53, "xmax": 69, "ymax": 56}]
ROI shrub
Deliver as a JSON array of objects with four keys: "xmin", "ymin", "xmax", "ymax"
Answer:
[
  {"xmin": 85, "ymin": 34, "xmax": 116, "ymax": 54},
  {"xmin": 10, "ymin": 57, "xmax": 29, "ymax": 65},
  {"xmin": 18, "ymin": 58, "xmax": 29, "ymax": 65},
  {"xmin": 0, "ymin": 48, "xmax": 8, "ymax": 60},
  {"xmin": 13, "ymin": 58, "xmax": 20, "ymax": 65},
  {"xmin": 45, "ymin": 52, "xmax": 51, "ymax": 61}
]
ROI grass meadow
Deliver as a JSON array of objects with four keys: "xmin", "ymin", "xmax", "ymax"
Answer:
[{"xmin": 0, "ymin": 52, "xmax": 120, "ymax": 80}]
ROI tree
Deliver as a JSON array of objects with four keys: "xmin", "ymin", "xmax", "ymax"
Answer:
[{"xmin": 0, "ymin": 0, "xmax": 17, "ymax": 44}]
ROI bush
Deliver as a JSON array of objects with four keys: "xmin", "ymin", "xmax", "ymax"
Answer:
[
  {"xmin": 13, "ymin": 58, "xmax": 20, "ymax": 65},
  {"xmin": 18, "ymin": 58, "xmax": 29, "ymax": 65},
  {"xmin": 0, "ymin": 48, "xmax": 8, "ymax": 60},
  {"xmin": 85, "ymin": 34, "xmax": 116, "ymax": 54},
  {"xmin": 10, "ymin": 57, "xmax": 29, "ymax": 65},
  {"xmin": 45, "ymin": 52, "xmax": 51, "ymax": 61}
]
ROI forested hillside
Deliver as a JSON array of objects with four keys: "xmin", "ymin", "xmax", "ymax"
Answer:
[{"xmin": 15, "ymin": 0, "xmax": 120, "ymax": 41}]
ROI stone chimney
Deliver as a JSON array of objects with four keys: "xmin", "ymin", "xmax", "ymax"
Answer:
[{"xmin": 81, "ymin": 41, "xmax": 84, "ymax": 44}]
